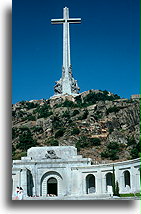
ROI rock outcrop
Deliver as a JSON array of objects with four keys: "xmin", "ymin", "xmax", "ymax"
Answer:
[{"xmin": 12, "ymin": 90, "xmax": 140, "ymax": 163}]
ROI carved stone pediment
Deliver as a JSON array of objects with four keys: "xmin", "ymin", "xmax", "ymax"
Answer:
[{"xmin": 45, "ymin": 150, "xmax": 60, "ymax": 159}]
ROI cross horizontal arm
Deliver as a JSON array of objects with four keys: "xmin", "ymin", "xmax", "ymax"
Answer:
[
  {"xmin": 67, "ymin": 18, "xmax": 81, "ymax": 23},
  {"xmin": 51, "ymin": 19, "xmax": 65, "ymax": 24}
]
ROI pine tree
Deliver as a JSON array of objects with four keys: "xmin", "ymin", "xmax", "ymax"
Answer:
[{"xmin": 115, "ymin": 181, "xmax": 120, "ymax": 196}]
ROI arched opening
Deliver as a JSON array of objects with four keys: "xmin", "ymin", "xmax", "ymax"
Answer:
[
  {"xmin": 47, "ymin": 177, "xmax": 57, "ymax": 196},
  {"xmin": 40, "ymin": 171, "xmax": 63, "ymax": 196},
  {"xmin": 27, "ymin": 169, "xmax": 34, "ymax": 197},
  {"xmin": 86, "ymin": 174, "xmax": 95, "ymax": 194},
  {"xmin": 106, "ymin": 172, "xmax": 113, "ymax": 193},
  {"xmin": 124, "ymin": 170, "xmax": 130, "ymax": 187}
]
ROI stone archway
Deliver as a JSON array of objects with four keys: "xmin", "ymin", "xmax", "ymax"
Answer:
[
  {"xmin": 47, "ymin": 177, "xmax": 57, "ymax": 196},
  {"xmin": 40, "ymin": 171, "xmax": 63, "ymax": 197},
  {"xmin": 106, "ymin": 172, "xmax": 113, "ymax": 193},
  {"xmin": 86, "ymin": 174, "xmax": 96, "ymax": 194}
]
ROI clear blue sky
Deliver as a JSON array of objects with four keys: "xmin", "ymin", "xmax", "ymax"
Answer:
[{"xmin": 12, "ymin": 0, "xmax": 139, "ymax": 104}]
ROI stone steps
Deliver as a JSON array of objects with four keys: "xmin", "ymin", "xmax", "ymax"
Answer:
[{"xmin": 23, "ymin": 193, "xmax": 112, "ymax": 200}]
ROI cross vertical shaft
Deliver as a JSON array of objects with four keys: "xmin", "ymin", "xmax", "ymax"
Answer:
[{"xmin": 51, "ymin": 7, "xmax": 81, "ymax": 96}]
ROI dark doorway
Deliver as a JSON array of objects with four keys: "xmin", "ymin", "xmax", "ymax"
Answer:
[
  {"xmin": 27, "ymin": 169, "xmax": 34, "ymax": 197},
  {"xmin": 47, "ymin": 177, "xmax": 57, "ymax": 196},
  {"xmin": 86, "ymin": 174, "xmax": 95, "ymax": 194},
  {"xmin": 124, "ymin": 170, "xmax": 130, "ymax": 187}
]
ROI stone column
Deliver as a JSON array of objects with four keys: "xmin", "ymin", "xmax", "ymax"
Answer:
[
  {"xmin": 131, "ymin": 166, "xmax": 135, "ymax": 193},
  {"xmin": 119, "ymin": 173, "xmax": 124, "ymax": 193},
  {"xmin": 136, "ymin": 169, "xmax": 140, "ymax": 192},
  {"xmin": 96, "ymin": 169, "xmax": 102, "ymax": 194},
  {"xmin": 30, "ymin": 163, "xmax": 37, "ymax": 196},
  {"xmin": 102, "ymin": 174, "xmax": 106, "ymax": 193},
  {"xmin": 71, "ymin": 168, "xmax": 80, "ymax": 195}
]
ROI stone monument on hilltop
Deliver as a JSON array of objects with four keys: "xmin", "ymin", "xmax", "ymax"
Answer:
[{"xmin": 51, "ymin": 7, "xmax": 81, "ymax": 96}]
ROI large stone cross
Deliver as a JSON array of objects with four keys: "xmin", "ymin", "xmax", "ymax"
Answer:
[{"xmin": 51, "ymin": 7, "xmax": 81, "ymax": 96}]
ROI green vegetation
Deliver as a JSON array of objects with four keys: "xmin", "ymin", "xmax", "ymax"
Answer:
[
  {"xmin": 126, "ymin": 136, "xmax": 140, "ymax": 159},
  {"xmin": 62, "ymin": 100, "xmax": 75, "ymax": 107},
  {"xmin": 130, "ymin": 142, "xmax": 140, "ymax": 159},
  {"xmin": 32, "ymin": 126, "xmax": 43, "ymax": 133},
  {"xmin": 72, "ymin": 109, "xmax": 80, "ymax": 116},
  {"xmin": 52, "ymin": 116, "xmax": 62, "ymax": 130},
  {"xmin": 127, "ymin": 136, "xmax": 136, "ymax": 146},
  {"xmin": 120, "ymin": 193, "xmax": 141, "ymax": 197},
  {"xmin": 25, "ymin": 115, "xmax": 36, "ymax": 121},
  {"xmin": 55, "ymin": 100, "xmax": 76, "ymax": 108},
  {"xmin": 19, "ymin": 101, "xmax": 39, "ymax": 109},
  {"xmin": 45, "ymin": 138, "xmax": 59, "ymax": 146},
  {"xmin": 33, "ymin": 103, "xmax": 53, "ymax": 118},
  {"xmin": 83, "ymin": 91, "xmax": 120, "ymax": 106},
  {"xmin": 109, "ymin": 128, "xmax": 114, "ymax": 134},
  {"xmin": 75, "ymin": 136, "xmax": 101, "ymax": 151},
  {"xmin": 54, "ymin": 91, "xmax": 121, "ymax": 108},
  {"xmin": 12, "ymin": 111, "xmax": 16, "ymax": 117},
  {"xmin": 54, "ymin": 91, "xmax": 120, "ymax": 108},
  {"xmin": 101, "ymin": 142, "xmax": 120, "ymax": 160},
  {"xmin": 12, "ymin": 151, "xmax": 27, "ymax": 160},
  {"xmin": 89, "ymin": 138, "xmax": 101, "ymax": 146},
  {"xmin": 19, "ymin": 100, "xmax": 26, "ymax": 105},
  {"xmin": 62, "ymin": 110, "xmax": 70, "ymax": 119},
  {"xmin": 71, "ymin": 127, "xmax": 80, "ymax": 135},
  {"xmin": 115, "ymin": 181, "xmax": 120, "ymax": 196},
  {"xmin": 78, "ymin": 109, "xmax": 89, "ymax": 120},
  {"xmin": 55, "ymin": 128, "xmax": 65, "ymax": 138},
  {"xmin": 12, "ymin": 127, "xmax": 18, "ymax": 139},
  {"xmin": 16, "ymin": 127, "xmax": 38, "ymax": 151},
  {"xmin": 106, "ymin": 106, "xmax": 120, "ymax": 115},
  {"xmin": 94, "ymin": 111, "xmax": 102, "ymax": 120},
  {"xmin": 26, "ymin": 102, "xmax": 39, "ymax": 109},
  {"xmin": 76, "ymin": 136, "xmax": 89, "ymax": 151},
  {"xmin": 17, "ymin": 110, "xmax": 26, "ymax": 118}
]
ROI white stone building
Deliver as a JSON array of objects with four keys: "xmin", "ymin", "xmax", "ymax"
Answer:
[{"xmin": 12, "ymin": 146, "xmax": 140, "ymax": 199}]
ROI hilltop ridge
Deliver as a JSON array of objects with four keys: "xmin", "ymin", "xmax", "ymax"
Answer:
[{"xmin": 12, "ymin": 90, "xmax": 140, "ymax": 164}]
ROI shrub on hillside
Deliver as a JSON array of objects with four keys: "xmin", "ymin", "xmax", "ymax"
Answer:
[
  {"xmin": 79, "ymin": 109, "xmax": 88, "ymax": 120},
  {"xmin": 106, "ymin": 106, "xmax": 120, "ymax": 115},
  {"xmin": 12, "ymin": 127, "xmax": 18, "ymax": 139},
  {"xmin": 12, "ymin": 151, "xmax": 27, "ymax": 160},
  {"xmin": 52, "ymin": 116, "xmax": 62, "ymax": 130},
  {"xmin": 72, "ymin": 109, "xmax": 80, "ymax": 116},
  {"xmin": 46, "ymin": 139, "xmax": 59, "ymax": 146},
  {"xmin": 25, "ymin": 115, "xmax": 36, "ymax": 121},
  {"xmin": 89, "ymin": 138, "xmax": 101, "ymax": 146},
  {"xmin": 127, "ymin": 136, "xmax": 136, "ymax": 146},
  {"xmin": 26, "ymin": 102, "xmax": 39, "ymax": 109},
  {"xmin": 34, "ymin": 103, "xmax": 52, "ymax": 118},
  {"xmin": 101, "ymin": 142, "xmax": 120, "ymax": 160},
  {"xmin": 83, "ymin": 91, "xmax": 120, "ymax": 106},
  {"xmin": 62, "ymin": 100, "xmax": 75, "ymax": 108},
  {"xmin": 62, "ymin": 110, "xmax": 70, "ymax": 119},
  {"xmin": 75, "ymin": 136, "xmax": 89, "ymax": 151},
  {"xmin": 55, "ymin": 128, "xmax": 65, "ymax": 138},
  {"xmin": 32, "ymin": 126, "xmax": 43, "ymax": 133},
  {"xmin": 71, "ymin": 128, "xmax": 80, "ymax": 135},
  {"xmin": 16, "ymin": 128, "xmax": 38, "ymax": 151},
  {"xmin": 130, "ymin": 142, "xmax": 140, "ymax": 159}
]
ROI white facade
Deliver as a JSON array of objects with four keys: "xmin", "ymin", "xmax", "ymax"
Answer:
[{"xmin": 12, "ymin": 146, "xmax": 140, "ymax": 199}]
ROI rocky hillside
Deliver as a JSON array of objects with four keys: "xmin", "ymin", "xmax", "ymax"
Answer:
[{"xmin": 12, "ymin": 90, "xmax": 140, "ymax": 163}]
